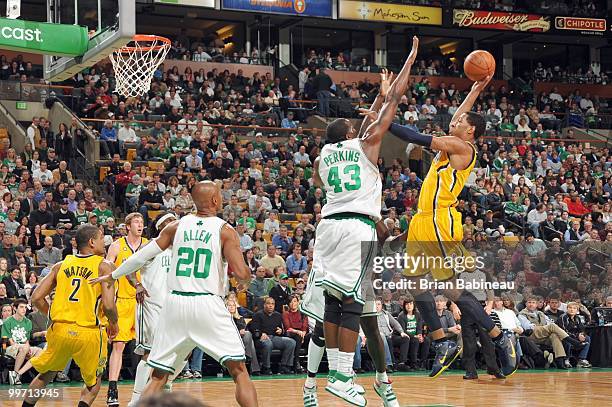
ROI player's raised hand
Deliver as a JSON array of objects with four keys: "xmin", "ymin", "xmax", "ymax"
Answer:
[
  {"xmin": 358, "ymin": 108, "xmax": 378, "ymax": 121},
  {"xmin": 472, "ymin": 74, "xmax": 493, "ymax": 93},
  {"xmin": 406, "ymin": 36, "xmax": 419, "ymax": 66},
  {"xmin": 379, "ymin": 68, "xmax": 395, "ymax": 97},
  {"xmin": 89, "ymin": 273, "xmax": 114, "ymax": 286}
]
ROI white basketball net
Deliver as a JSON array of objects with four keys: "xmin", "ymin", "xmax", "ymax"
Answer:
[{"xmin": 110, "ymin": 36, "xmax": 170, "ymax": 97}]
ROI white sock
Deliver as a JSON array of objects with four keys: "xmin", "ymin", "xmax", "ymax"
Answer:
[
  {"xmin": 376, "ymin": 371, "xmax": 389, "ymax": 383},
  {"xmin": 327, "ymin": 348, "xmax": 339, "ymax": 373},
  {"xmin": 307, "ymin": 340, "xmax": 325, "ymax": 376},
  {"xmin": 130, "ymin": 360, "xmax": 152, "ymax": 404},
  {"xmin": 337, "ymin": 351, "xmax": 354, "ymax": 376}
]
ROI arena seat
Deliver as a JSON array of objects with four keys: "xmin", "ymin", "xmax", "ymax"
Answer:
[
  {"xmin": 503, "ymin": 235, "xmax": 520, "ymax": 245},
  {"xmin": 126, "ymin": 148, "xmax": 137, "ymax": 162},
  {"xmin": 147, "ymin": 161, "xmax": 165, "ymax": 172},
  {"xmin": 99, "ymin": 166, "xmax": 110, "ymax": 182},
  {"xmin": 148, "ymin": 210, "xmax": 163, "ymax": 220}
]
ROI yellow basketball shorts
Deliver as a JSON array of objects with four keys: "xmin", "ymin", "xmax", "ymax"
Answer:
[
  {"xmin": 30, "ymin": 322, "xmax": 108, "ymax": 387},
  {"xmin": 116, "ymin": 297, "xmax": 136, "ymax": 342},
  {"xmin": 404, "ymin": 210, "xmax": 470, "ymax": 281}
]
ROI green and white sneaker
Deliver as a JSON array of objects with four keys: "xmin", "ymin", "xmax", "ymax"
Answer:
[
  {"xmin": 303, "ymin": 385, "xmax": 319, "ymax": 407},
  {"xmin": 326, "ymin": 372, "xmax": 367, "ymax": 407},
  {"xmin": 351, "ymin": 370, "xmax": 365, "ymax": 394},
  {"xmin": 374, "ymin": 380, "xmax": 400, "ymax": 407}
]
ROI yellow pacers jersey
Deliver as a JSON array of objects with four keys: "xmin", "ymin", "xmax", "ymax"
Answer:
[
  {"xmin": 51, "ymin": 254, "xmax": 107, "ymax": 327},
  {"xmin": 404, "ymin": 142, "xmax": 477, "ymax": 281},
  {"xmin": 417, "ymin": 142, "xmax": 477, "ymax": 214},
  {"xmin": 115, "ymin": 236, "xmax": 148, "ymax": 299}
]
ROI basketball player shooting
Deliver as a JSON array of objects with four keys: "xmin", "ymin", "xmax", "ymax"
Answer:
[
  {"xmin": 361, "ymin": 68, "xmax": 517, "ymax": 378},
  {"xmin": 91, "ymin": 181, "xmax": 258, "ymax": 407}
]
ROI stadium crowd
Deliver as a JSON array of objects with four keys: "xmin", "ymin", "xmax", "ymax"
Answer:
[{"xmin": 0, "ymin": 47, "xmax": 610, "ymax": 385}]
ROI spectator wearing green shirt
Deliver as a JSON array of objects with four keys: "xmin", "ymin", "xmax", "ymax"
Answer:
[
  {"xmin": 92, "ymin": 198, "xmax": 113, "ymax": 225},
  {"xmin": 499, "ymin": 118, "xmax": 516, "ymax": 134},
  {"xmin": 237, "ymin": 209, "xmax": 256, "ymax": 234},
  {"xmin": 170, "ymin": 131, "xmax": 190, "ymax": 153},
  {"xmin": 150, "ymin": 138, "xmax": 172, "ymax": 161},
  {"xmin": 2, "ymin": 299, "xmax": 42, "ymax": 385},
  {"xmin": 74, "ymin": 200, "xmax": 90, "ymax": 226},
  {"xmin": 493, "ymin": 150, "xmax": 509, "ymax": 172},
  {"xmin": 504, "ymin": 193, "xmax": 526, "ymax": 226}
]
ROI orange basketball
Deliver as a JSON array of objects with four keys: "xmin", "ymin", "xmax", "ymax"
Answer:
[{"xmin": 464, "ymin": 50, "xmax": 496, "ymax": 81}]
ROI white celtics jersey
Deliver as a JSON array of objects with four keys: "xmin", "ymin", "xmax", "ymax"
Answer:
[
  {"xmin": 140, "ymin": 248, "xmax": 172, "ymax": 308},
  {"xmin": 167, "ymin": 214, "xmax": 227, "ymax": 296},
  {"xmin": 319, "ymin": 138, "xmax": 382, "ymax": 220}
]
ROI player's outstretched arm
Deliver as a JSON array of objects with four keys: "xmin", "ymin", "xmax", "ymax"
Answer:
[
  {"xmin": 357, "ymin": 69, "xmax": 394, "ymax": 138},
  {"xmin": 221, "ymin": 224, "xmax": 251, "ymax": 288},
  {"xmin": 99, "ymin": 260, "xmax": 119, "ymax": 341},
  {"xmin": 31, "ymin": 262, "xmax": 61, "ymax": 315},
  {"xmin": 90, "ymin": 221, "xmax": 179, "ymax": 285},
  {"xmin": 361, "ymin": 36, "xmax": 419, "ymax": 161},
  {"xmin": 450, "ymin": 74, "xmax": 492, "ymax": 127}
]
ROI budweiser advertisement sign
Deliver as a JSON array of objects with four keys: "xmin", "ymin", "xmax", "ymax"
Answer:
[
  {"xmin": 453, "ymin": 9, "xmax": 551, "ymax": 32},
  {"xmin": 555, "ymin": 16, "xmax": 607, "ymax": 35}
]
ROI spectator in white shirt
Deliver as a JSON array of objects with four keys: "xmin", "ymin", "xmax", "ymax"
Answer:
[
  {"xmin": 117, "ymin": 121, "xmax": 138, "ymax": 151},
  {"xmin": 185, "ymin": 148, "xmax": 203, "ymax": 172},
  {"xmin": 177, "ymin": 113, "xmax": 196, "ymax": 132},
  {"xmin": 527, "ymin": 204, "xmax": 548, "ymax": 238},
  {"xmin": 404, "ymin": 105, "xmax": 419, "ymax": 122},
  {"xmin": 421, "ymin": 98, "xmax": 437, "ymax": 115},
  {"xmin": 293, "ymin": 145, "xmax": 311, "ymax": 166},
  {"xmin": 149, "ymin": 93, "xmax": 164, "ymax": 110},
  {"xmin": 32, "ymin": 161, "xmax": 53, "ymax": 187},
  {"xmin": 237, "ymin": 223, "xmax": 254, "ymax": 251},
  {"xmin": 192, "ymin": 46, "xmax": 212, "ymax": 62},
  {"xmin": 549, "ymin": 87, "xmax": 563, "ymax": 102},
  {"xmin": 513, "ymin": 108, "xmax": 530, "ymax": 127},
  {"xmin": 165, "ymin": 90, "xmax": 183, "ymax": 108},
  {"xmin": 579, "ymin": 93, "xmax": 594, "ymax": 112}
]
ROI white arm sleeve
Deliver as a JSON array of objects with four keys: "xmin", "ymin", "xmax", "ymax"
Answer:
[{"xmin": 111, "ymin": 240, "xmax": 163, "ymax": 280}]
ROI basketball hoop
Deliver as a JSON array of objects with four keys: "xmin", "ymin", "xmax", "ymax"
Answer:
[{"xmin": 110, "ymin": 35, "xmax": 170, "ymax": 97}]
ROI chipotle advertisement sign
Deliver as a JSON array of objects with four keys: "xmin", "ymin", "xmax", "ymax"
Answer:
[
  {"xmin": 453, "ymin": 9, "xmax": 551, "ymax": 32},
  {"xmin": 555, "ymin": 16, "xmax": 607, "ymax": 35}
]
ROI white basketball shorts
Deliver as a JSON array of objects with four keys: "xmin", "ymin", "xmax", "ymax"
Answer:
[{"xmin": 146, "ymin": 292, "xmax": 245, "ymax": 374}]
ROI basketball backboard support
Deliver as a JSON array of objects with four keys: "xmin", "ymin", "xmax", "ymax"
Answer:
[{"xmin": 43, "ymin": 0, "xmax": 135, "ymax": 82}]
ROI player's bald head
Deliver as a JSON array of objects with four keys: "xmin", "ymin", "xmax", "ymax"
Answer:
[{"xmin": 192, "ymin": 181, "xmax": 221, "ymax": 212}]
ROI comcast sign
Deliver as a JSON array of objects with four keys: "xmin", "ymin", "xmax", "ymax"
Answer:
[
  {"xmin": 0, "ymin": 17, "xmax": 88, "ymax": 56},
  {"xmin": 1, "ymin": 26, "xmax": 43, "ymax": 42}
]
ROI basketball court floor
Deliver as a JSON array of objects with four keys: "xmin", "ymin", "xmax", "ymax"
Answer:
[{"xmin": 2, "ymin": 370, "xmax": 611, "ymax": 406}]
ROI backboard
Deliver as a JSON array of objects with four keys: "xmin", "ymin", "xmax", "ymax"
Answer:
[{"xmin": 43, "ymin": 0, "xmax": 135, "ymax": 81}]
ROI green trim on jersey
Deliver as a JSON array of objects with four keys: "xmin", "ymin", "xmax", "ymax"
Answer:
[
  {"xmin": 171, "ymin": 290, "xmax": 215, "ymax": 296},
  {"xmin": 147, "ymin": 360, "xmax": 175, "ymax": 374},
  {"xmin": 323, "ymin": 212, "xmax": 375, "ymax": 228}
]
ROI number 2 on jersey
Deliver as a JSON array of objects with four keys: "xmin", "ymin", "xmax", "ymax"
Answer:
[
  {"xmin": 327, "ymin": 164, "xmax": 361, "ymax": 193},
  {"xmin": 69, "ymin": 278, "xmax": 81, "ymax": 302},
  {"xmin": 176, "ymin": 247, "xmax": 212, "ymax": 279}
]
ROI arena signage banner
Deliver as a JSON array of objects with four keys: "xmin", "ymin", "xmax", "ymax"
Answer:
[
  {"xmin": 555, "ymin": 16, "xmax": 607, "ymax": 36},
  {"xmin": 453, "ymin": 9, "xmax": 550, "ymax": 32},
  {"xmin": 0, "ymin": 17, "xmax": 88, "ymax": 56},
  {"xmin": 222, "ymin": 0, "xmax": 333, "ymax": 18},
  {"xmin": 339, "ymin": 1, "xmax": 442, "ymax": 26},
  {"xmin": 154, "ymin": 0, "xmax": 215, "ymax": 7}
]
